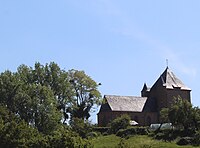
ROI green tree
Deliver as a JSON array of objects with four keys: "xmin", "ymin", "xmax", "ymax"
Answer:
[
  {"xmin": 169, "ymin": 97, "xmax": 193, "ymax": 130},
  {"xmin": 68, "ymin": 69, "xmax": 102, "ymax": 120},
  {"xmin": 0, "ymin": 63, "xmax": 63, "ymax": 134},
  {"xmin": 17, "ymin": 62, "xmax": 73, "ymax": 124},
  {"xmin": 0, "ymin": 62, "xmax": 102, "ymax": 133},
  {"xmin": 160, "ymin": 96, "xmax": 200, "ymax": 131}
]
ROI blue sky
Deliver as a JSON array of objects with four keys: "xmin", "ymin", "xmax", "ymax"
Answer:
[{"xmin": 1, "ymin": 0, "xmax": 200, "ymax": 123}]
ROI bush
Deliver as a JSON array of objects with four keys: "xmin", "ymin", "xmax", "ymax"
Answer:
[
  {"xmin": 46, "ymin": 127, "xmax": 94, "ymax": 148},
  {"xmin": 93, "ymin": 127, "xmax": 110, "ymax": 134},
  {"xmin": 192, "ymin": 130, "xmax": 200, "ymax": 146},
  {"xmin": 116, "ymin": 127, "xmax": 148, "ymax": 138},
  {"xmin": 177, "ymin": 137, "xmax": 193, "ymax": 146},
  {"xmin": 70, "ymin": 118, "xmax": 92, "ymax": 138},
  {"xmin": 109, "ymin": 114, "xmax": 130, "ymax": 134},
  {"xmin": 86, "ymin": 131, "xmax": 99, "ymax": 139}
]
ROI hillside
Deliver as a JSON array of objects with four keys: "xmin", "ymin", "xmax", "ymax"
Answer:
[{"xmin": 92, "ymin": 135, "xmax": 198, "ymax": 148}]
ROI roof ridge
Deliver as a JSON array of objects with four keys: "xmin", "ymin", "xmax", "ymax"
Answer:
[{"xmin": 105, "ymin": 95, "xmax": 147, "ymax": 98}]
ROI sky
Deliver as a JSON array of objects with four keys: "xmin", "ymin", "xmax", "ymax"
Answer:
[{"xmin": 0, "ymin": 0, "xmax": 200, "ymax": 123}]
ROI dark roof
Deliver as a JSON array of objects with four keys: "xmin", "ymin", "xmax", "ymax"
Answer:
[
  {"xmin": 104, "ymin": 95, "xmax": 147, "ymax": 112},
  {"xmin": 160, "ymin": 67, "xmax": 191, "ymax": 90},
  {"xmin": 141, "ymin": 83, "xmax": 151, "ymax": 92},
  {"xmin": 98, "ymin": 102, "xmax": 111, "ymax": 113}
]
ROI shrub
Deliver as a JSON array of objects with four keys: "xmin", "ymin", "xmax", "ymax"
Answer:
[
  {"xmin": 153, "ymin": 129, "xmax": 176, "ymax": 141},
  {"xmin": 93, "ymin": 127, "xmax": 110, "ymax": 134},
  {"xmin": 177, "ymin": 137, "xmax": 193, "ymax": 146},
  {"xmin": 116, "ymin": 127, "xmax": 148, "ymax": 138},
  {"xmin": 86, "ymin": 131, "xmax": 99, "ymax": 139},
  {"xmin": 47, "ymin": 128, "xmax": 94, "ymax": 148},
  {"xmin": 192, "ymin": 130, "xmax": 200, "ymax": 146},
  {"xmin": 109, "ymin": 114, "xmax": 130, "ymax": 134},
  {"xmin": 70, "ymin": 118, "xmax": 92, "ymax": 138}
]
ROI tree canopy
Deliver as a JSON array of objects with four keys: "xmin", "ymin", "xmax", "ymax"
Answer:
[
  {"xmin": 0, "ymin": 62, "xmax": 102, "ymax": 147},
  {"xmin": 160, "ymin": 96, "xmax": 200, "ymax": 131},
  {"xmin": 0, "ymin": 62, "xmax": 102, "ymax": 132}
]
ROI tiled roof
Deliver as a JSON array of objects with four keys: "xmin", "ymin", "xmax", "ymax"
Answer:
[
  {"xmin": 104, "ymin": 95, "xmax": 147, "ymax": 112},
  {"xmin": 160, "ymin": 67, "xmax": 191, "ymax": 90}
]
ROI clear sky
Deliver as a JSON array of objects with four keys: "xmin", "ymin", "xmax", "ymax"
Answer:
[{"xmin": 1, "ymin": 0, "xmax": 200, "ymax": 123}]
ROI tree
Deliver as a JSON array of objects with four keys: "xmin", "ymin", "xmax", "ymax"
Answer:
[
  {"xmin": 160, "ymin": 96, "xmax": 200, "ymax": 131},
  {"xmin": 68, "ymin": 69, "xmax": 102, "ymax": 120},
  {"xmin": 0, "ymin": 63, "xmax": 64, "ymax": 134},
  {"xmin": 169, "ymin": 97, "xmax": 193, "ymax": 130}
]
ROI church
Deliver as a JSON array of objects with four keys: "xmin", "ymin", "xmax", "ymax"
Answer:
[{"xmin": 97, "ymin": 67, "xmax": 191, "ymax": 126}]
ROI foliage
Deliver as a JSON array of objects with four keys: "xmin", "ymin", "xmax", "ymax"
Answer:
[
  {"xmin": 0, "ymin": 105, "xmax": 42, "ymax": 148},
  {"xmin": 160, "ymin": 96, "xmax": 200, "ymax": 132},
  {"xmin": 176, "ymin": 137, "xmax": 193, "ymax": 146},
  {"xmin": 0, "ymin": 105, "xmax": 93, "ymax": 148},
  {"xmin": 93, "ymin": 126, "xmax": 110, "ymax": 134},
  {"xmin": 116, "ymin": 127, "xmax": 148, "ymax": 138},
  {"xmin": 0, "ymin": 62, "xmax": 102, "ymax": 133},
  {"xmin": 109, "ymin": 114, "xmax": 131, "ymax": 134},
  {"xmin": 92, "ymin": 135, "xmax": 194, "ymax": 148},
  {"xmin": 192, "ymin": 130, "xmax": 200, "ymax": 146},
  {"xmin": 70, "ymin": 117, "xmax": 93, "ymax": 138},
  {"xmin": 0, "ymin": 62, "xmax": 102, "ymax": 147},
  {"xmin": 116, "ymin": 138, "xmax": 131, "ymax": 148},
  {"xmin": 68, "ymin": 69, "xmax": 102, "ymax": 120},
  {"xmin": 153, "ymin": 129, "xmax": 179, "ymax": 141},
  {"xmin": 16, "ymin": 62, "xmax": 73, "ymax": 124},
  {"xmin": 47, "ymin": 127, "xmax": 94, "ymax": 148}
]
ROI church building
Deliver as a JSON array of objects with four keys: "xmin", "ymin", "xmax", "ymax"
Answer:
[{"xmin": 97, "ymin": 67, "xmax": 191, "ymax": 126}]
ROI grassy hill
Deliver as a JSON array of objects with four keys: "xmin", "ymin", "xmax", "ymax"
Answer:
[{"xmin": 92, "ymin": 135, "xmax": 198, "ymax": 148}]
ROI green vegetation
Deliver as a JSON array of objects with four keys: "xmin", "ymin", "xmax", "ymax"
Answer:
[
  {"xmin": 1, "ymin": 62, "xmax": 200, "ymax": 147},
  {"xmin": 0, "ymin": 62, "xmax": 101, "ymax": 147},
  {"xmin": 160, "ymin": 96, "xmax": 200, "ymax": 132},
  {"xmin": 158, "ymin": 96, "xmax": 200, "ymax": 146},
  {"xmin": 92, "ymin": 135, "xmax": 196, "ymax": 148},
  {"xmin": 109, "ymin": 114, "xmax": 131, "ymax": 134}
]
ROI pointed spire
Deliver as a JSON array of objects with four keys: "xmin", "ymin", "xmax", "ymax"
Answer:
[{"xmin": 159, "ymin": 67, "xmax": 191, "ymax": 90}]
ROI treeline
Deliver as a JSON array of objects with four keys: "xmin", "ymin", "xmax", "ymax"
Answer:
[{"xmin": 0, "ymin": 62, "xmax": 101, "ymax": 147}]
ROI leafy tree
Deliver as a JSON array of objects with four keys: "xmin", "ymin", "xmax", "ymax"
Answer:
[
  {"xmin": 17, "ymin": 62, "xmax": 73, "ymax": 123},
  {"xmin": 160, "ymin": 108, "xmax": 169, "ymax": 123},
  {"xmin": 68, "ymin": 69, "xmax": 102, "ymax": 120},
  {"xmin": 0, "ymin": 63, "xmax": 64, "ymax": 133},
  {"xmin": 168, "ymin": 97, "xmax": 193, "ymax": 130},
  {"xmin": 160, "ymin": 96, "xmax": 200, "ymax": 131},
  {"xmin": 0, "ymin": 62, "xmax": 102, "ymax": 134},
  {"xmin": 0, "ymin": 70, "xmax": 20, "ymax": 112},
  {"xmin": 0, "ymin": 104, "xmax": 43, "ymax": 148}
]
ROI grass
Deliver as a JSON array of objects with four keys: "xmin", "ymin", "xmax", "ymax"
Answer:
[
  {"xmin": 91, "ymin": 135, "xmax": 199, "ymax": 148},
  {"xmin": 92, "ymin": 134, "xmax": 121, "ymax": 148}
]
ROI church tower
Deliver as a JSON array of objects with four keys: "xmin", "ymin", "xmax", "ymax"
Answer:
[{"xmin": 149, "ymin": 67, "xmax": 191, "ymax": 111}]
